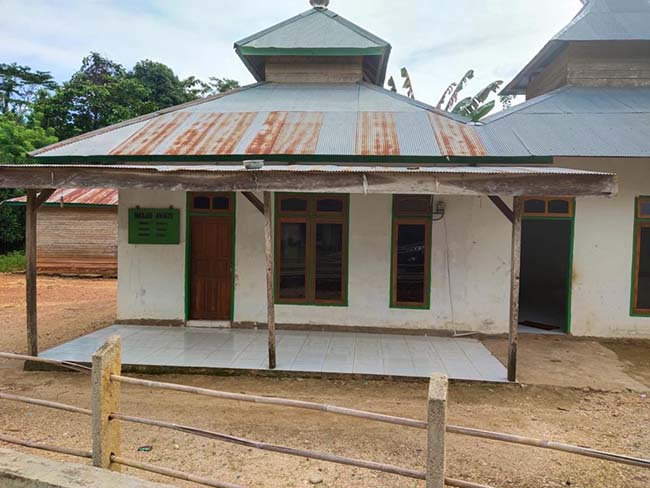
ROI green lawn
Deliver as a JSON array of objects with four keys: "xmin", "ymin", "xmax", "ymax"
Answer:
[{"xmin": 0, "ymin": 251, "xmax": 26, "ymax": 273}]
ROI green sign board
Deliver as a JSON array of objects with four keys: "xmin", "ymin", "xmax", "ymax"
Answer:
[{"xmin": 128, "ymin": 208, "xmax": 180, "ymax": 245}]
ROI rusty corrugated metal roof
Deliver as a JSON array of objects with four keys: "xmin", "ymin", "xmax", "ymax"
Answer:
[
  {"xmin": 32, "ymin": 83, "xmax": 501, "ymax": 161},
  {"xmin": 5, "ymin": 188, "xmax": 118, "ymax": 206}
]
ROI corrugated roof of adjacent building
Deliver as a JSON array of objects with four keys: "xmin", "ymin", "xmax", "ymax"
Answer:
[
  {"xmin": 4, "ymin": 188, "xmax": 118, "ymax": 206},
  {"xmin": 482, "ymin": 86, "xmax": 650, "ymax": 157},
  {"xmin": 502, "ymin": 0, "xmax": 650, "ymax": 95}
]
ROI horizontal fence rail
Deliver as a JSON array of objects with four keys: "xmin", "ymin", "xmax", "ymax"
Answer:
[
  {"xmin": 110, "ymin": 455, "xmax": 244, "ymax": 488},
  {"xmin": 111, "ymin": 374, "xmax": 427, "ymax": 429},
  {"xmin": 111, "ymin": 412, "xmax": 426, "ymax": 480},
  {"xmin": 2, "ymin": 345, "xmax": 649, "ymax": 488},
  {"xmin": 0, "ymin": 432, "xmax": 92, "ymax": 459}
]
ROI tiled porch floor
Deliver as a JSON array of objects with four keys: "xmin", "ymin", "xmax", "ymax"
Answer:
[{"xmin": 40, "ymin": 325, "xmax": 508, "ymax": 382}]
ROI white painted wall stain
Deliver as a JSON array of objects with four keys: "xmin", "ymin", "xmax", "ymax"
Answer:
[
  {"xmin": 117, "ymin": 189, "xmax": 186, "ymax": 321},
  {"xmin": 114, "ymin": 159, "xmax": 650, "ymax": 338}
]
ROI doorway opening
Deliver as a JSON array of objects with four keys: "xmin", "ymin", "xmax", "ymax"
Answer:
[
  {"xmin": 518, "ymin": 197, "xmax": 574, "ymax": 334},
  {"xmin": 187, "ymin": 192, "xmax": 235, "ymax": 322}
]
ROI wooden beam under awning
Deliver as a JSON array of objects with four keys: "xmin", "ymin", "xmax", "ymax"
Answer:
[
  {"xmin": 0, "ymin": 165, "xmax": 618, "ymax": 197},
  {"xmin": 25, "ymin": 188, "xmax": 56, "ymax": 357}
]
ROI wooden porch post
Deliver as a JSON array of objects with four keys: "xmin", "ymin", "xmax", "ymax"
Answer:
[
  {"xmin": 508, "ymin": 196, "xmax": 524, "ymax": 382},
  {"xmin": 25, "ymin": 188, "xmax": 55, "ymax": 356},
  {"xmin": 25, "ymin": 190, "xmax": 38, "ymax": 356},
  {"xmin": 263, "ymin": 191, "xmax": 277, "ymax": 369}
]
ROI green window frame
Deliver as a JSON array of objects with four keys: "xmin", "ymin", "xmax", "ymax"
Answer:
[
  {"xmin": 274, "ymin": 193, "xmax": 349, "ymax": 306},
  {"xmin": 390, "ymin": 195, "xmax": 432, "ymax": 309},
  {"xmin": 631, "ymin": 196, "xmax": 650, "ymax": 316}
]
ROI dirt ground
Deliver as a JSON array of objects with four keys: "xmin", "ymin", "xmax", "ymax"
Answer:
[{"xmin": 0, "ymin": 274, "xmax": 649, "ymax": 488}]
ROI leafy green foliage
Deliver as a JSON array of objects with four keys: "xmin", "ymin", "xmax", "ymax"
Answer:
[
  {"xmin": 0, "ymin": 251, "xmax": 26, "ymax": 273},
  {"xmin": 0, "ymin": 114, "xmax": 57, "ymax": 253},
  {"xmin": 1, "ymin": 53, "xmax": 241, "ymax": 253},
  {"xmin": 190, "ymin": 77, "xmax": 241, "ymax": 98},
  {"xmin": 131, "ymin": 59, "xmax": 196, "ymax": 108},
  {"xmin": 438, "ymin": 73, "xmax": 504, "ymax": 121},
  {"xmin": 0, "ymin": 63, "xmax": 56, "ymax": 117},
  {"xmin": 35, "ymin": 53, "xmax": 152, "ymax": 139}
]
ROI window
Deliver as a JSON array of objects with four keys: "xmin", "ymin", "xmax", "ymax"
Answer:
[
  {"xmin": 275, "ymin": 194, "xmax": 348, "ymax": 305},
  {"xmin": 632, "ymin": 197, "xmax": 650, "ymax": 315},
  {"xmin": 190, "ymin": 193, "xmax": 234, "ymax": 213},
  {"xmin": 523, "ymin": 197, "xmax": 574, "ymax": 217},
  {"xmin": 391, "ymin": 195, "xmax": 431, "ymax": 308}
]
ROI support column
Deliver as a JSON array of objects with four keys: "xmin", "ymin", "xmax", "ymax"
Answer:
[
  {"xmin": 91, "ymin": 336, "xmax": 122, "ymax": 472},
  {"xmin": 24, "ymin": 188, "xmax": 55, "ymax": 357},
  {"xmin": 426, "ymin": 374, "xmax": 448, "ymax": 488},
  {"xmin": 508, "ymin": 196, "xmax": 524, "ymax": 382},
  {"xmin": 263, "ymin": 192, "xmax": 277, "ymax": 369},
  {"xmin": 25, "ymin": 190, "xmax": 38, "ymax": 357}
]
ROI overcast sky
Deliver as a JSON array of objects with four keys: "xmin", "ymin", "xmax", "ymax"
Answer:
[{"xmin": 0, "ymin": 0, "xmax": 583, "ymax": 108}]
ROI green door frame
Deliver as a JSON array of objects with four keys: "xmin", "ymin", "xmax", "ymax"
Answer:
[
  {"xmin": 520, "ymin": 212, "xmax": 575, "ymax": 334},
  {"xmin": 184, "ymin": 192, "xmax": 237, "ymax": 322}
]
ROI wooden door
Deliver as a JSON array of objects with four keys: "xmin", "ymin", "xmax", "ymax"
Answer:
[{"xmin": 190, "ymin": 216, "xmax": 233, "ymax": 320}]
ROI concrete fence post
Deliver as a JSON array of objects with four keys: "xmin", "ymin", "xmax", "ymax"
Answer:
[
  {"xmin": 427, "ymin": 374, "xmax": 448, "ymax": 488},
  {"xmin": 91, "ymin": 335, "xmax": 122, "ymax": 472}
]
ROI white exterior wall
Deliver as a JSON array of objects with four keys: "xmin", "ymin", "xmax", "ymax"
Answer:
[
  {"xmin": 114, "ymin": 159, "xmax": 650, "ymax": 338},
  {"xmin": 234, "ymin": 193, "xmax": 511, "ymax": 333},
  {"xmin": 560, "ymin": 157, "xmax": 650, "ymax": 338},
  {"xmin": 117, "ymin": 189, "xmax": 186, "ymax": 321}
]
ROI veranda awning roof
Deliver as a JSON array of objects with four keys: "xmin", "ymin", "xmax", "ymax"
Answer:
[{"xmin": 0, "ymin": 164, "xmax": 617, "ymax": 197}]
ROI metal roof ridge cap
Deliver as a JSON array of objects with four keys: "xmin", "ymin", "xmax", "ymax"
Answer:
[
  {"xmin": 325, "ymin": 9, "xmax": 391, "ymax": 47},
  {"xmin": 30, "ymin": 82, "xmax": 266, "ymax": 158},
  {"xmin": 484, "ymin": 85, "xmax": 572, "ymax": 123},
  {"xmin": 358, "ymin": 82, "xmax": 471, "ymax": 123},
  {"xmin": 234, "ymin": 9, "xmax": 315, "ymax": 47}
]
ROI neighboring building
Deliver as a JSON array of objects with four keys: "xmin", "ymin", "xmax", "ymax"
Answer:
[
  {"xmin": 1, "ymin": 0, "xmax": 645, "ymax": 347},
  {"xmin": 3, "ymin": 189, "xmax": 118, "ymax": 277}
]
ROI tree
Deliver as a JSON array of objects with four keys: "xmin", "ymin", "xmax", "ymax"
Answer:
[
  {"xmin": 0, "ymin": 114, "xmax": 57, "ymax": 253},
  {"xmin": 34, "ymin": 53, "xmax": 152, "ymax": 139},
  {"xmin": 0, "ymin": 63, "xmax": 56, "ymax": 117},
  {"xmin": 130, "ymin": 59, "xmax": 195, "ymax": 108},
  {"xmin": 190, "ymin": 77, "xmax": 241, "ymax": 98},
  {"xmin": 388, "ymin": 67, "xmax": 514, "ymax": 121},
  {"xmin": 436, "ymin": 70, "xmax": 510, "ymax": 121}
]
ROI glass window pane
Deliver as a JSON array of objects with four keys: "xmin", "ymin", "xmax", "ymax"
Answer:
[
  {"xmin": 212, "ymin": 196, "xmax": 230, "ymax": 210},
  {"xmin": 395, "ymin": 224, "xmax": 427, "ymax": 304},
  {"xmin": 636, "ymin": 226, "xmax": 650, "ymax": 309},
  {"xmin": 315, "ymin": 223, "xmax": 343, "ymax": 301},
  {"xmin": 316, "ymin": 198, "xmax": 343, "ymax": 213},
  {"xmin": 396, "ymin": 195, "xmax": 431, "ymax": 215},
  {"xmin": 193, "ymin": 196, "xmax": 210, "ymax": 210},
  {"xmin": 280, "ymin": 197, "xmax": 308, "ymax": 212},
  {"xmin": 548, "ymin": 199, "xmax": 570, "ymax": 214},
  {"xmin": 639, "ymin": 200, "xmax": 650, "ymax": 218},
  {"xmin": 524, "ymin": 199, "xmax": 545, "ymax": 214},
  {"xmin": 279, "ymin": 222, "xmax": 307, "ymax": 300}
]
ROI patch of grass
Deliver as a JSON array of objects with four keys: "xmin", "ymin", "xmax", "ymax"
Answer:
[{"xmin": 0, "ymin": 251, "xmax": 26, "ymax": 273}]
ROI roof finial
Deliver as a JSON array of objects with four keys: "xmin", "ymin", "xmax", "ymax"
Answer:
[{"xmin": 310, "ymin": 0, "xmax": 330, "ymax": 9}]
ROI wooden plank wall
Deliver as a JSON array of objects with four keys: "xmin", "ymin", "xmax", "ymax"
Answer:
[
  {"xmin": 36, "ymin": 207, "xmax": 117, "ymax": 277},
  {"xmin": 526, "ymin": 41, "xmax": 650, "ymax": 99},
  {"xmin": 265, "ymin": 56, "xmax": 363, "ymax": 83}
]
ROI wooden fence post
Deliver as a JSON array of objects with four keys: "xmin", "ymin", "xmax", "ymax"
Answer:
[
  {"xmin": 91, "ymin": 336, "xmax": 122, "ymax": 472},
  {"xmin": 427, "ymin": 374, "xmax": 448, "ymax": 488}
]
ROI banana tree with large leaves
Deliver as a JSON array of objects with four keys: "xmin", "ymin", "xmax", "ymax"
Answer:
[
  {"xmin": 388, "ymin": 68, "xmax": 513, "ymax": 121},
  {"xmin": 437, "ymin": 70, "xmax": 506, "ymax": 121}
]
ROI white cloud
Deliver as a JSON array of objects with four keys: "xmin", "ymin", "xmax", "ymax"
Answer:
[{"xmin": 0, "ymin": 0, "xmax": 583, "ymax": 107}]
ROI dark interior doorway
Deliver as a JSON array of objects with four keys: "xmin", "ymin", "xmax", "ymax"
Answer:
[{"xmin": 519, "ymin": 219, "xmax": 572, "ymax": 333}]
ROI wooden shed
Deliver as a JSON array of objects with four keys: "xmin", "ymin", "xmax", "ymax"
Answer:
[{"xmin": 3, "ymin": 188, "xmax": 118, "ymax": 277}]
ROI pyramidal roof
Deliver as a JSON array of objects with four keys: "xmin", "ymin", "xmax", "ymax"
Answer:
[
  {"xmin": 235, "ymin": 7, "xmax": 391, "ymax": 85},
  {"xmin": 502, "ymin": 0, "xmax": 650, "ymax": 95}
]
